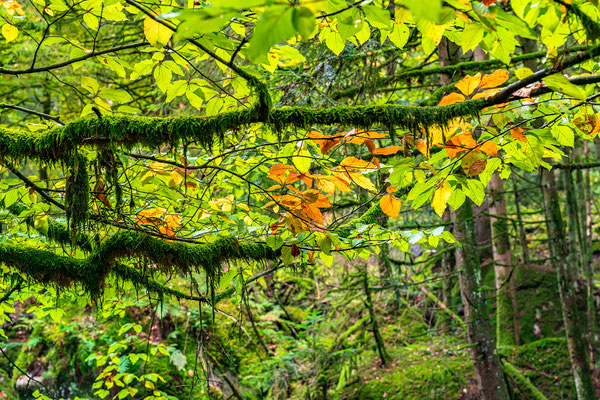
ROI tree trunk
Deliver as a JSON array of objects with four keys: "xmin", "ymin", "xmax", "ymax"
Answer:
[
  {"xmin": 454, "ymin": 201, "xmax": 510, "ymax": 400},
  {"xmin": 489, "ymin": 172, "xmax": 520, "ymax": 346},
  {"xmin": 362, "ymin": 266, "xmax": 388, "ymax": 365},
  {"xmin": 541, "ymin": 167, "xmax": 595, "ymax": 400}
]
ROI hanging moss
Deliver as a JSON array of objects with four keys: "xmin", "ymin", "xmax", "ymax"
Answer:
[
  {"xmin": 98, "ymin": 148, "xmax": 122, "ymax": 214},
  {"xmin": 111, "ymin": 261, "xmax": 207, "ymax": 303},
  {"xmin": 4, "ymin": 203, "xmax": 94, "ymax": 252},
  {"xmin": 558, "ymin": 1, "xmax": 600, "ymax": 41},
  {"xmin": 64, "ymin": 153, "xmax": 89, "ymax": 243}
]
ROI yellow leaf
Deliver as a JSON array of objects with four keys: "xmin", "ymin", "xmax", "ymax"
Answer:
[
  {"xmin": 380, "ymin": 194, "xmax": 401, "ymax": 220},
  {"xmin": 144, "ymin": 10, "xmax": 173, "ymax": 48},
  {"xmin": 438, "ymin": 92, "xmax": 465, "ymax": 106},
  {"xmin": 472, "ymin": 88, "xmax": 499, "ymax": 100},
  {"xmin": 432, "ymin": 181, "xmax": 451, "ymax": 217},
  {"xmin": 515, "ymin": 67, "xmax": 534, "ymax": 80},
  {"xmin": 2, "ymin": 24, "xmax": 18, "ymax": 42},
  {"xmin": 169, "ymin": 170, "xmax": 184, "ymax": 187},
  {"xmin": 479, "ymin": 70, "xmax": 509, "ymax": 88},
  {"xmin": 344, "ymin": 171, "xmax": 377, "ymax": 192},
  {"xmin": 456, "ymin": 73, "xmax": 481, "ymax": 96}
]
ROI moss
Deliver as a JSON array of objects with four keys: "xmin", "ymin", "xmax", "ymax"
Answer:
[
  {"xmin": 0, "ymin": 102, "xmax": 486, "ymax": 162},
  {"xmin": 0, "ymin": 231, "xmax": 278, "ymax": 300},
  {"xmin": 4, "ymin": 203, "xmax": 94, "ymax": 251},
  {"xmin": 65, "ymin": 153, "xmax": 89, "ymax": 243},
  {"xmin": 342, "ymin": 342, "xmax": 473, "ymax": 400},
  {"xmin": 501, "ymin": 338, "xmax": 576, "ymax": 399}
]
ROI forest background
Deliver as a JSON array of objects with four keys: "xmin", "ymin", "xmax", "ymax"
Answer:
[{"xmin": 0, "ymin": 0, "xmax": 600, "ymax": 399}]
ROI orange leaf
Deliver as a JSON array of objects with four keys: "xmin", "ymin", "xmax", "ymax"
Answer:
[
  {"xmin": 445, "ymin": 131, "xmax": 477, "ymax": 158},
  {"xmin": 468, "ymin": 159, "xmax": 487, "ymax": 177},
  {"xmin": 364, "ymin": 139, "xmax": 376, "ymax": 153},
  {"xmin": 510, "ymin": 127, "xmax": 527, "ymax": 142},
  {"xmin": 300, "ymin": 203, "xmax": 324, "ymax": 224},
  {"xmin": 268, "ymin": 163, "xmax": 296, "ymax": 184},
  {"xmin": 372, "ymin": 146, "xmax": 404, "ymax": 155},
  {"xmin": 372, "ymin": 156, "xmax": 381, "ymax": 169},
  {"xmin": 438, "ymin": 92, "xmax": 465, "ymax": 106},
  {"xmin": 386, "ymin": 186, "xmax": 396, "ymax": 193},
  {"xmin": 339, "ymin": 157, "xmax": 376, "ymax": 170},
  {"xmin": 477, "ymin": 141, "xmax": 498, "ymax": 157},
  {"xmin": 479, "ymin": 70, "xmax": 509, "ymax": 88},
  {"xmin": 308, "ymin": 131, "xmax": 339, "ymax": 154},
  {"xmin": 93, "ymin": 181, "xmax": 112, "ymax": 209},
  {"xmin": 456, "ymin": 73, "xmax": 481, "ymax": 96},
  {"xmin": 380, "ymin": 194, "xmax": 401, "ymax": 220}
]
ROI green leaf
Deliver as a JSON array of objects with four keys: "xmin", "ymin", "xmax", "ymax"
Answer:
[
  {"xmin": 170, "ymin": 350, "xmax": 187, "ymax": 371},
  {"xmin": 405, "ymin": 0, "xmax": 442, "ymax": 24},
  {"xmin": 154, "ymin": 64, "xmax": 172, "ymax": 93},
  {"xmin": 551, "ymin": 124, "xmax": 574, "ymax": 147},
  {"xmin": 363, "ymin": 5, "xmax": 391, "ymax": 29},
  {"xmin": 99, "ymin": 88, "xmax": 133, "ymax": 103},
  {"xmin": 266, "ymin": 235, "xmax": 284, "ymax": 250},
  {"xmin": 543, "ymin": 74, "xmax": 587, "ymax": 101},
  {"xmin": 293, "ymin": 7, "xmax": 315, "ymax": 39},
  {"xmin": 247, "ymin": 5, "xmax": 296, "ymax": 63}
]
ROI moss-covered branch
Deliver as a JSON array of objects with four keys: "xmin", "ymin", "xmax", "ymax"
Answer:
[
  {"xmin": 0, "ymin": 231, "xmax": 278, "ymax": 299},
  {"xmin": 502, "ymin": 360, "xmax": 549, "ymax": 400},
  {"xmin": 0, "ymin": 102, "xmax": 485, "ymax": 161}
]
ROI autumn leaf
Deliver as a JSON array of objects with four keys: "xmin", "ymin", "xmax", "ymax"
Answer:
[
  {"xmin": 339, "ymin": 157, "xmax": 376, "ymax": 170},
  {"xmin": 445, "ymin": 131, "xmax": 477, "ymax": 158},
  {"xmin": 510, "ymin": 127, "xmax": 527, "ymax": 142},
  {"xmin": 468, "ymin": 159, "xmax": 487, "ymax": 177},
  {"xmin": 477, "ymin": 140, "xmax": 498, "ymax": 157},
  {"xmin": 456, "ymin": 73, "xmax": 482, "ymax": 96},
  {"xmin": 268, "ymin": 163, "xmax": 296, "ymax": 183},
  {"xmin": 337, "ymin": 171, "xmax": 377, "ymax": 192},
  {"xmin": 160, "ymin": 214, "xmax": 182, "ymax": 236},
  {"xmin": 472, "ymin": 89, "xmax": 500, "ymax": 100},
  {"xmin": 573, "ymin": 114, "xmax": 600, "ymax": 136},
  {"xmin": 300, "ymin": 203, "xmax": 324, "ymax": 224},
  {"xmin": 432, "ymin": 181, "xmax": 451, "ymax": 217},
  {"xmin": 461, "ymin": 151, "xmax": 486, "ymax": 175},
  {"xmin": 479, "ymin": 70, "xmax": 509, "ymax": 88},
  {"xmin": 307, "ymin": 131, "xmax": 340, "ymax": 154},
  {"xmin": 380, "ymin": 194, "xmax": 401, "ymax": 220},
  {"xmin": 93, "ymin": 180, "xmax": 112, "ymax": 209},
  {"xmin": 144, "ymin": 9, "xmax": 173, "ymax": 48},
  {"xmin": 136, "ymin": 207, "xmax": 166, "ymax": 225},
  {"xmin": 438, "ymin": 92, "xmax": 465, "ymax": 106},
  {"xmin": 372, "ymin": 146, "xmax": 404, "ymax": 155}
]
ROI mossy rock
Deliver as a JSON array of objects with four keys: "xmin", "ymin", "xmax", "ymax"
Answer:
[
  {"xmin": 338, "ymin": 341, "xmax": 473, "ymax": 400},
  {"xmin": 502, "ymin": 338, "xmax": 576, "ymax": 399}
]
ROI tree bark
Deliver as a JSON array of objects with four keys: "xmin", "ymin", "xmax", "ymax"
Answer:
[
  {"xmin": 541, "ymin": 167, "xmax": 595, "ymax": 400},
  {"xmin": 489, "ymin": 172, "xmax": 520, "ymax": 346},
  {"xmin": 454, "ymin": 201, "xmax": 510, "ymax": 400}
]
